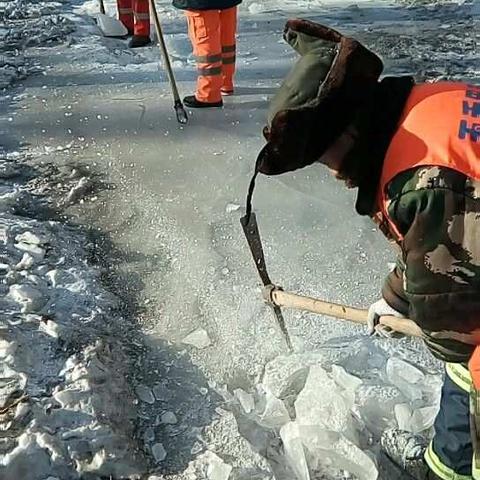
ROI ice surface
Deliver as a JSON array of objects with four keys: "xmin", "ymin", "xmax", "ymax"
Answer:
[{"xmin": 182, "ymin": 328, "xmax": 212, "ymax": 349}]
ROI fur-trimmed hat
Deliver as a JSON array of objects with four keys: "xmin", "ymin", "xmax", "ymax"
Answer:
[{"xmin": 257, "ymin": 20, "xmax": 384, "ymax": 176}]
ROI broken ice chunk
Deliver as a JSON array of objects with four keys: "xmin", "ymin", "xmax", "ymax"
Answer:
[
  {"xmin": 151, "ymin": 443, "xmax": 167, "ymax": 463},
  {"xmin": 234, "ymin": 388, "xmax": 255, "ymax": 414},
  {"xmin": 14, "ymin": 242, "xmax": 45, "ymax": 261},
  {"xmin": 387, "ymin": 358, "xmax": 425, "ymax": 384},
  {"xmin": 262, "ymin": 352, "xmax": 323, "ymax": 398},
  {"xmin": 394, "ymin": 403, "xmax": 413, "ymax": 431},
  {"xmin": 182, "ymin": 328, "xmax": 212, "ymax": 349},
  {"xmin": 225, "ymin": 203, "xmax": 240, "ymax": 213},
  {"xmin": 39, "ymin": 318, "xmax": 61, "ymax": 339},
  {"xmin": 135, "ymin": 385, "xmax": 155, "ymax": 404},
  {"xmin": 9, "ymin": 284, "xmax": 47, "ymax": 313},
  {"xmin": 295, "ymin": 366, "xmax": 351, "ymax": 432},
  {"xmin": 410, "ymin": 405, "xmax": 439, "ymax": 434},
  {"xmin": 66, "ymin": 177, "xmax": 92, "ymax": 204},
  {"xmin": 259, "ymin": 387, "xmax": 290, "ymax": 428},
  {"xmin": 280, "ymin": 422, "xmax": 310, "ymax": 480},
  {"xmin": 331, "ymin": 365, "xmax": 362, "ymax": 392},
  {"xmin": 386, "ymin": 358, "xmax": 425, "ymax": 401},
  {"xmin": 15, "ymin": 253, "xmax": 34, "ymax": 271},
  {"xmin": 15, "ymin": 231, "xmax": 46, "ymax": 246},
  {"xmin": 301, "ymin": 427, "xmax": 379, "ymax": 480},
  {"xmin": 161, "ymin": 412, "xmax": 178, "ymax": 424},
  {"xmin": 197, "ymin": 451, "xmax": 233, "ymax": 480},
  {"xmin": 0, "ymin": 364, "xmax": 27, "ymax": 409}
]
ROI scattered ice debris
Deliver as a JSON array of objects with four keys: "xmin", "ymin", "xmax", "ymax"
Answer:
[
  {"xmin": 225, "ymin": 202, "xmax": 240, "ymax": 213},
  {"xmin": 161, "ymin": 411, "xmax": 178, "ymax": 424},
  {"xmin": 135, "ymin": 385, "xmax": 156, "ymax": 405},
  {"xmin": 65, "ymin": 177, "xmax": 92, "ymax": 205},
  {"xmin": 186, "ymin": 450, "xmax": 233, "ymax": 480},
  {"xmin": 182, "ymin": 328, "xmax": 212, "ymax": 349},
  {"xmin": 234, "ymin": 388, "xmax": 255, "ymax": 414},
  {"xmin": 9, "ymin": 283, "xmax": 47, "ymax": 313},
  {"xmin": 151, "ymin": 443, "xmax": 167, "ymax": 463},
  {"xmin": 226, "ymin": 345, "xmax": 443, "ymax": 480}
]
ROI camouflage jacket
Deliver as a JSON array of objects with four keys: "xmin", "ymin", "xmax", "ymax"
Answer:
[
  {"xmin": 379, "ymin": 167, "xmax": 480, "ymax": 363},
  {"xmin": 346, "ymin": 79, "xmax": 480, "ymax": 363}
]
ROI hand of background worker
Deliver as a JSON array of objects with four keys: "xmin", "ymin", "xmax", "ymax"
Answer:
[{"xmin": 367, "ymin": 298, "xmax": 405, "ymax": 337}]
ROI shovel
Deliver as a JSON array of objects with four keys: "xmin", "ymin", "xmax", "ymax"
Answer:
[{"xmin": 96, "ymin": 0, "xmax": 128, "ymax": 38}]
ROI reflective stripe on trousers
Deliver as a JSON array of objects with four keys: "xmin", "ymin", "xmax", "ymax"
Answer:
[
  {"xmin": 185, "ymin": 7, "xmax": 237, "ymax": 102},
  {"xmin": 116, "ymin": 0, "xmax": 150, "ymax": 36},
  {"xmin": 424, "ymin": 363, "xmax": 475, "ymax": 479}
]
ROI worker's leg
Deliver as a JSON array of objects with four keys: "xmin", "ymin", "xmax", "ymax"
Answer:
[
  {"xmin": 469, "ymin": 347, "xmax": 480, "ymax": 480},
  {"xmin": 117, "ymin": 0, "xmax": 134, "ymax": 33},
  {"xmin": 185, "ymin": 9, "xmax": 223, "ymax": 103},
  {"xmin": 132, "ymin": 0, "xmax": 150, "ymax": 36},
  {"xmin": 219, "ymin": 6, "xmax": 237, "ymax": 94},
  {"xmin": 425, "ymin": 363, "xmax": 473, "ymax": 480}
]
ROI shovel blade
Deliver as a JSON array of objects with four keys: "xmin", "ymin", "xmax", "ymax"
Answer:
[{"xmin": 96, "ymin": 13, "xmax": 128, "ymax": 38}]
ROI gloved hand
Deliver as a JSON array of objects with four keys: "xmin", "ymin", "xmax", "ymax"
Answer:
[{"xmin": 367, "ymin": 298, "xmax": 405, "ymax": 337}]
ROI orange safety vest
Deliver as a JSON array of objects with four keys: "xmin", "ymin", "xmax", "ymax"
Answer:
[
  {"xmin": 376, "ymin": 81, "xmax": 480, "ymax": 385},
  {"xmin": 377, "ymin": 81, "xmax": 480, "ymax": 241}
]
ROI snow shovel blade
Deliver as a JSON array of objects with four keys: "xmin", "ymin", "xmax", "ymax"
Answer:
[
  {"xmin": 240, "ymin": 213, "xmax": 293, "ymax": 352},
  {"xmin": 95, "ymin": 13, "xmax": 128, "ymax": 38},
  {"xmin": 174, "ymin": 100, "xmax": 188, "ymax": 124}
]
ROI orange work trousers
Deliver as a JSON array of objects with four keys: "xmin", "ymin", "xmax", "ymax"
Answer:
[
  {"xmin": 185, "ymin": 7, "xmax": 237, "ymax": 103},
  {"xmin": 117, "ymin": 0, "xmax": 150, "ymax": 37}
]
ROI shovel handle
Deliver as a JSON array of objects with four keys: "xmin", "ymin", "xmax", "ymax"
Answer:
[{"xmin": 267, "ymin": 287, "xmax": 423, "ymax": 338}]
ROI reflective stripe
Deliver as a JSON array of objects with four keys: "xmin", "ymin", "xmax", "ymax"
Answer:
[
  {"xmin": 446, "ymin": 363, "xmax": 472, "ymax": 392},
  {"xmin": 425, "ymin": 443, "xmax": 473, "ymax": 480},
  {"xmin": 222, "ymin": 45, "xmax": 236, "ymax": 53},
  {"xmin": 222, "ymin": 56, "xmax": 236, "ymax": 65},
  {"xmin": 195, "ymin": 54, "xmax": 222, "ymax": 64},
  {"xmin": 198, "ymin": 66, "xmax": 222, "ymax": 76},
  {"xmin": 118, "ymin": 8, "xmax": 133, "ymax": 13},
  {"xmin": 134, "ymin": 12, "xmax": 150, "ymax": 20},
  {"xmin": 474, "ymin": 452, "xmax": 480, "ymax": 480}
]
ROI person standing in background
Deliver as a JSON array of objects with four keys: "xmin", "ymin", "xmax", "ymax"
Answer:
[
  {"xmin": 173, "ymin": 0, "xmax": 242, "ymax": 108},
  {"xmin": 117, "ymin": 0, "xmax": 152, "ymax": 48}
]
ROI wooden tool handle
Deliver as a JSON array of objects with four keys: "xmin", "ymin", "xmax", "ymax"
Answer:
[{"xmin": 269, "ymin": 288, "xmax": 423, "ymax": 338}]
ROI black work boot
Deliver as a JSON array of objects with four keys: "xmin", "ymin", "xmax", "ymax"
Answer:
[
  {"xmin": 183, "ymin": 95, "xmax": 223, "ymax": 109},
  {"xmin": 381, "ymin": 428, "xmax": 431, "ymax": 480},
  {"xmin": 128, "ymin": 35, "xmax": 151, "ymax": 48}
]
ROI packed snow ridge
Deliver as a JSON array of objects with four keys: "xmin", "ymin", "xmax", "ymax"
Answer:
[{"xmin": 0, "ymin": 154, "xmax": 148, "ymax": 479}]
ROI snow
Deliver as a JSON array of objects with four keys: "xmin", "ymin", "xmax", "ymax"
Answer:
[{"xmin": 1, "ymin": 0, "xmax": 478, "ymax": 478}]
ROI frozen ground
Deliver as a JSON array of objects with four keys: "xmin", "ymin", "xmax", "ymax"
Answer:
[{"xmin": 0, "ymin": 0, "xmax": 479, "ymax": 478}]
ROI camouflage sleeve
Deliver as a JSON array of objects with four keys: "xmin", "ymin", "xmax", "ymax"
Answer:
[{"xmin": 383, "ymin": 167, "xmax": 480, "ymax": 362}]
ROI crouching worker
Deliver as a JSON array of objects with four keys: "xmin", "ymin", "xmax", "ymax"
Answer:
[{"xmin": 253, "ymin": 19, "xmax": 480, "ymax": 480}]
